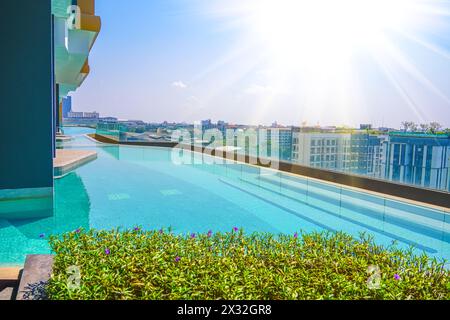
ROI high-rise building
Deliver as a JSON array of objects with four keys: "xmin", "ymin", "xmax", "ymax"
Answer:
[
  {"xmin": 360, "ymin": 124, "xmax": 373, "ymax": 130},
  {"xmin": 292, "ymin": 132, "xmax": 342, "ymax": 170},
  {"xmin": 0, "ymin": 0, "xmax": 101, "ymax": 218},
  {"xmin": 291, "ymin": 132, "xmax": 386, "ymax": 175},
  {"xmin": 62, "ymin": 96, "xmax": 72, "ymax": 118},
  {"xmin": 258, "ymin": 127, "xmax": 293, "ymax": 161},
  {"xmin": 65, "ymin": 111, "xmax": 100, "ymax": 126},
  {"xmin": 382, "ymin": 133, "xmax": 450, "ymax": 191},
  {"xmin": 217, "ymin": 120, "xmax": 228, "ymax": 135},
  {"xmin": 201, "ymin": 119, "xmax": 214, "ymax": 130},
  {"xmin": 67, "ymin": 112, "xmax": 84, "ymax": 118}
]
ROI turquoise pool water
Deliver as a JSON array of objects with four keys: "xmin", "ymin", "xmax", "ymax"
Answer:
[{"xmin": 0, "ymin": 127, "xmax": 449, "ymax": 266}]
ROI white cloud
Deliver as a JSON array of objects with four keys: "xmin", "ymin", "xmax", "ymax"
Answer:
[{"xmin": 172, "ymin": 81, "xmax": 187, "ymax": 89}]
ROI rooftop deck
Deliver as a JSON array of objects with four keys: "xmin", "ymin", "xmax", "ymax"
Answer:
[{"xmin": 54, "ymin": 149, "xmax": 97, "ymax": 178}]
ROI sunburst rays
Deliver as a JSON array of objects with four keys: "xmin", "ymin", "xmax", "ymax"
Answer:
[{"xmin": 187, "ymin": 0, "xmax": 450, "ymax": 126}]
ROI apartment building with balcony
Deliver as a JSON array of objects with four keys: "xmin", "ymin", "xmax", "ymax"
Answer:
[{"xmin": 0, "ymin": 0, "xmax": 100, "ymax": 217}]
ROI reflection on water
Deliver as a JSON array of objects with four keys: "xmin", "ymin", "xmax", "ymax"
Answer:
[{"xmin": 0, "ymin": 173, "xmax": 90, "ymax": 265}]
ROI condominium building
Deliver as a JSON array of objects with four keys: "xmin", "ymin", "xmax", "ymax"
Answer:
[
  {"xmin": 67, "ymin": 111, "xmax": 99, "ymax": 119},
  {"xmin": 65, "ymin": 110, "xmax": 100, "ymax": 126},
  {"xmin": 54, "ymin": 0, "xmax": 101, "ymax": 132},
  {"xmin": 292, "ymin": 132, "xmax": 342, "ymax": 170},
  {"xmin": 382, "ymin": 133, "xmax": 450, "ymax": 191},
  {"xmin": 265, "ymin": 128, "xmax": 293, "ymax": 161},
  {"xmin": 0, "ymin": 0, "xmax": 100, "ymax": 216},
  {"xmin": 291, "ymin": 132, "xmax": 386, "ymax": 175}
]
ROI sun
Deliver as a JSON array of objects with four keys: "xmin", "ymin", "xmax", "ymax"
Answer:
[
  {"xmin": 247, "ymin": 0, "xmax": 416, "ymax": 69},
  {"xmin": 194, "ymin": 0, "xmax": 450, "ymax": 126}
]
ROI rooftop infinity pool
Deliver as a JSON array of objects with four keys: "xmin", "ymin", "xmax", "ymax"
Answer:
[{"xmin": 0, "ymin": 127, "xmax": 449, "ymax": 266}]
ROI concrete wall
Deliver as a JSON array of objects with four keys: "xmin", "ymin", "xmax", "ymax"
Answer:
[{"xmin": 0, "ymin": 0, "xmax": 54, "ymax": 191}]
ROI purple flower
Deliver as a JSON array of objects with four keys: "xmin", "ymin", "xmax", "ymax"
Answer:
[
  {"xmin": 75, "ymin": 228, "xmax": 81, "ymax": 234},
  {"xmin": 105, "ymin": 248, "xmax": 111, "ymax": 255},
  {"xmin": 159, "ymin": 229, "xmax": 164, "ymax": 234},
  {"xmin": 394, "ymin": 274, "xmax": 401, "ymax": 281},
  {"xmin": 39, "ymin": 233, "xmax": 45, "ymax": 239},
  {"xmin": 133, "ymin": 226, "xmax": 140, "ymax": 232},
  {"xmin": 207, "ymin": 230, "xmax": 213, "ymax": 238},
  {"xmin": 190, "ymin": 233, "xmax": 196, "ymax": 239},
  {"xmin": 294, "ymin": 232, "xmax": 298, "ymax": 239},
  {"xmin": 233, "ymin": 227, "xmax": 239, "ymax": 232},
  {"xmin": 175, "ymin": 256, "xmax": 181, "ymax": 262}
]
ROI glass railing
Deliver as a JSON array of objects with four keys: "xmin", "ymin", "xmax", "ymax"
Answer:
[
  {"xmin": 95, "ymin": 122, "xmax": 450, "ymax": 193},
  {"xmin": 190, "ymin": 159, "xmax": 450, "ymax": 243}
]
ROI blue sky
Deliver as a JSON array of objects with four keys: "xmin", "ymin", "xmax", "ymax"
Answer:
[{"xmin": 72, "ymin": 0, "xmax": 450, "ymax": 128}]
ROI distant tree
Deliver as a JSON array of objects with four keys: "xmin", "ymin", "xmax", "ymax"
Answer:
[
  {"xmin": 401, "ymin": 121, "xmax": 417, "ymax": 132},
  {"xmin": 428, "ymin": 122, "xmax": 442, "ymax": 134},
  {"xmin": 401, "ymin": 121, "xmax": 410, "ymax": 132},
  {"xmin": 419, "ymin": 123, "xmax": 429, "ymax": 132}
]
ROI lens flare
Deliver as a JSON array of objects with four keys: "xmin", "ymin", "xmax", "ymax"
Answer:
[
  {"xmin": 193, "ymin": 0, "xmax": 450, "ymax": 126},
  {"xmin": 248, "ymin": 0, "xmax": 417, "ymax": 69}
]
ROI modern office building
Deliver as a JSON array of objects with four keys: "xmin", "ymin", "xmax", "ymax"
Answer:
[
  {"xmin": 382, "ymin": 132, "xmax": 450, "ymax": 191},
  {"xmin": 341, "ymin": 133, "xmax": 386, "ymax": 176},
  {"xmin": 62, "ymin": 96, "xmax": 72, "ymax": 118},
  {"xmin": 0, "ymin": 0, "xmax": 100, "ymax": 217},
  {"xmin": 365, "ymin": 134, "xmax": 387, "ymax": 177},
  {"xmin": 291, "ymin": 130, "xmax": 450, "ymax": 191}
]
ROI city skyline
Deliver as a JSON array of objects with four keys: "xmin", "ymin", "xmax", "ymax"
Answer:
[
  {"xmin": 64, "ymin": 107, "xmax": 449, "ymax": 131},
  {"xmin": 72, "ymin": 0, "xmax": 450, "ymax": 128}
]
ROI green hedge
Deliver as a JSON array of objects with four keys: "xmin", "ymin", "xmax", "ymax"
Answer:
[{"xmin": 46, "ymin": 228, "xmax": 449, "ymax": 300}]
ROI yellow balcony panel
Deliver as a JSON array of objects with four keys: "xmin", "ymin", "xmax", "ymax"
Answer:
[
  {"xmin": 77, "ymin": 0, "xmax": 96, "ymax": 15},
  {"xmin": 80, "ymin": 14, "xmax": 101, "ymax": 33},
  {"xmin": 80, "ymin": 59, "xmax": 90, "ymax": 75}
]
